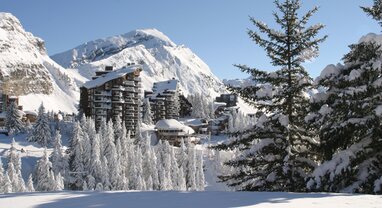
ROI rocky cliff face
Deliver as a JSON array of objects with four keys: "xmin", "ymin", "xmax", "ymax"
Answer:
[{"xmin": 0, "ymin": 13, "xmax": 79, "ymax": 112}]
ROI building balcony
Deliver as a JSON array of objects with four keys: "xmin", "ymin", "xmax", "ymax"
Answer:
[
  {"xmin": 93, "ymin": 103, "xmax": 112, "ymax": 109},
  {"xmin": 125, "ymin": 87, "xmax": 135, "ymax": 92},
  {"xmin": 114, "ymin": 105, "xmax": 123, "ymax": 111},
  {"xmin": 94, "ymin": 91, "xmax": 112, "ymax": 96},
  {"xmin": 125, "ymin": 99, "xmax": 135, "ymax": 104},
  {"xmin": 95, "ymin": 111, "xmax": 107, "ymax": 116},
  {"xmin": 123, "ymin": 81, "xmax": 135, "ymax": 86},
  {"xmin": 93, "ymin": 98, "xmax": 111, "ymax": 103},
  {"xmin": 112, "ymin": 98, "xmax": 125, "ymax": 103},
  {"xmin": 112, "ymin": 85, "xmax": 125, "ymax": 91},
  {"xmin": 113, "ymin": 92, "xmax": 123, "ymax": 97}
]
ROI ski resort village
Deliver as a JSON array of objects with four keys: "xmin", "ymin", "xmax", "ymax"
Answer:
[{"xmin": 0, "ymin": 0, "xmax": 382, "ymax": 207}]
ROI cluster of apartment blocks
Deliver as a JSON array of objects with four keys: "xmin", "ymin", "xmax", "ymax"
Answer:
[
  {"xmin": 79, "ymin": 65, "xmax": 237, "ymax": 140},
  {"xmin": 80, "ymin": 65, "xmax": 192, "ymax": 138}
]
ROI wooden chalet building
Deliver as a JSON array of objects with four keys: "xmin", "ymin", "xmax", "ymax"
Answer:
[
  {"xmin": 80, "ymin": 65, "xmax": 142, "ymax": 138},
  {"xmin": 155, "ymin": 119, "xmax": 195, "ymax": 145}
]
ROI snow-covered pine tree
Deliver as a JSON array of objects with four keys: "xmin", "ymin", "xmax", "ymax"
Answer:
[
  {"xmin": 142, "ymin": 137, "xmax": 156, "ymax": 190},
  {"xmin": 186, "ymin": 139, "xmax": 197, "ymax": 191},
  {"xmin": 178, "ymin": 139, "xmax": 188, "ymax": 185},
  {"xmin": 104, "ymin": 120, "xmax": 121, "ymax": 190},
  {"xmin": 50, "ymin": 130, "xmax": 68, "ymax": 180},
  {"xmin": 29, "ymin": 103, "xmax": 52, "ymax": 146},
  {"xmin": 195, "ymin": 152, "xmax": 205, "ymax": 191},
  {"xmin": 0, "ymin": 157, "xmax": 4, "ymax": 193},
  {"xmin": 169, "ymin": 145, "xmax": 180, "ymax": 190},
  {"xmin": 98, "ymin": 118, "xmax": 108, "ymax": 157},
  {"xmin": 188, "ymin": 93, "xmax": 212, "ymax": 119},
  {"xmin": 90, "ymin": 133, "xmax": 102, "ymax": 184},
  {"xmin": 86, "ymin": 174, "xmax": 96, "ymax": 191},
  {"xmin": 307, "ymin": 35, "xmax": 382, "ymax": 193},
  {"xmin": 3, "ymin": 172, "xmax": 12, "ymax": 193},
  {"xmin": 213, "ymin": 0, "xmax": 326, "ymax": 192},
  {"xmin": 26, "ymin": 174, "xmax": 34, "ymax": 192},
  {"xmin": 135, "ymin": 146, "xmax": 146, "ymax": 190},
  {"xmin": 55, "ymin": 172, "xmax": 65, "ymax": 191},
  {"xmin": 35, "ymin": 148, "xmax": 57, "ymax": 191},
  {"xmin": 7, "ymin": 138, "xmax": 25, "ymax": 192},
  {"xmin": 161, "ymin": 141, "xmax": 173, "ymax": 190},
  {"xmin": 101, "ymin": 156, "xmax": 111, "ymax": 190},
  {"xmin": 142, "ymin": 98, "xmax": 153, "ymax": 125},
  {"xmin": 7, "ymin": 139, "xmax": 21, "ymax": 175},
  {"xmin": 82, "ymin": 126, "xmax": 92, "ymax": 176},
  {"xmin": 6, "ymin": 163, "xmax": 19, "ymax": 192},
  {"xmin": 69, "ymin": 122, "xmax": 85, "ymax": 190},
  {"xmin": 362, "ymin": 0, "xmax": 382, "ymax": 28},
  {"xmin": 5, "ymin": 101, "xmax": 24, "ymax": 135},
  {"xmin": 178, "ymin": 167, "xmax": 187, "ymax": 191},
  {"xmin": 119, "ymin": 123, "xmax": 129, "ymax": 179}
]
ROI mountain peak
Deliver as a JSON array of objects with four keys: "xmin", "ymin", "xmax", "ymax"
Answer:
[{"xmin": 52, "ymin": 28, "xmax": 176, "ymax": 68}]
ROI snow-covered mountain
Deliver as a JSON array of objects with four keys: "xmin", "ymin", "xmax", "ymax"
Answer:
[
  {"xmin": 0, "ymin": 13, "xmax": 80, "ymax": 113},
  {"xmin": 223, "ymin": 77, "xmax": 255, "ymax": 88},
  {"xmin": 51, "ymin": 28, "xmax": 226, "ymax": 98}
]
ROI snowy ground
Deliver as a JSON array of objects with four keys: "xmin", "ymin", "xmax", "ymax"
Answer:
[{"xmin": 0, "ymin": 191, "xmax": 381, "ymax": 208}]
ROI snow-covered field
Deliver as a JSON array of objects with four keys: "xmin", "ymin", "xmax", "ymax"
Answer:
[{"xmin": 0, "ymin": 191, "xmax": 380, "ymax": 208}]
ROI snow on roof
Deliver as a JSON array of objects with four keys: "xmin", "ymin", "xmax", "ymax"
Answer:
[
  {"xmin": 155, "ymin": 119, "xmax": 195, "ymax": 134},
  {"xmin": 82, "ymin": 65, "xmax": 141, "ymax": 89},
  {"xmin": 152, "ymin": 79, "xmax": 179, "ymax": 96},
  {"xmin": 213, "ymin": 102, "xmax": 227, "ymax": 112},
  {"xmin": 182, "ymin": 119, "xmax": 207, "ymax": 127},
  {"xmin": 24, "ymin": 110, "xmax": 37, "ymax": 116}
]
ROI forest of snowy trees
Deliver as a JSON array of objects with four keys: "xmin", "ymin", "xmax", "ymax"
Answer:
[
  {"xmin": 0, "ymin": 103, "xmax": 204, "ymax": 193},
  {"xmin": 214, "ymin": 0, "xmax": 382, "ymax": 194}
]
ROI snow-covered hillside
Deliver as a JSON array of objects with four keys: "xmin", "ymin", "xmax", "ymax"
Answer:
[
  {"xmin": 0, "ymin": 191, "xmax": 380, "ymax": 208},
  {"xmin": 51, "ymin": 28, "xmax": 226, "ymax": 99},
  {"xmin": 0, "ymin": 13, "xmax": 80, "ymax": 113}
]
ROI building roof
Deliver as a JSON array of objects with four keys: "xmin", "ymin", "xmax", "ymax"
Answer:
[
  {"xmin": 182, "ymin": 118, "xmax": 207, "ymax": 127},
  {"xmin": 213, "ymin": 102, "xmax": 227, "ymax": 112},
  {"xmin": 82, "ymin": 65, "xmax": 141, "ymax": 89},
  {"xmin": 155, "ymin": 119, "xmax": 195, "ymax": 134},
  {"xmin": 152, "ymin": 79, "xmax": 179, "ymax": 96}
]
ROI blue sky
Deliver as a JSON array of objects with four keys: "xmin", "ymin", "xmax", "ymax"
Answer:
[{"xmin": 1, "ymin": 0, "xmax": 380, "ymax": 79}]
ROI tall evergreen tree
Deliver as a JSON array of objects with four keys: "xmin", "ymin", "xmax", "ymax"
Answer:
[
  {"xmin": 90, "ymin": 133, "xmax": 102, "ymax": 184},
  {"xmin": 142, "ymin": 98, "xmax": 153, "ymax": 125},
  {"xmin": 186, "ymin": 139, "xmax": 197, "ymax": 191},
  {"xmin": 50, "ymin": 130, "xmax": 68, "ymax": 179},
  {"xmin": 214, "ymin": 0, "xmax": 326, "ymax": 191},
  {"xmin": 29, "ymin": 103, "xmax": 52, "ymax": 146},
  {"xmin": 5, "ymin": 101, "xmax": 24, "ymax": 135},
  {"xmin": 26, "ymin": 174, "xmax": 35, "ymax": 192},
  {"xmin": 69, "ymin": 122, "xmax": 85, "ymax": 189},
  {"xmin": 3, "ymin": 172, "xmax": 12, "ymax": 193},
  {"xmin": 0, "ymin": 157, "xmax": 4, "ymax": 193},
  {"xmin": 35, "ymin": 149, "xmax": 56, "ymax": 191},
  {"xmin": 362, "ymin": 0, "xmax": 382, "ymax": 28},
  {"xmin": 7, "ymin": 138, "xmax": 25, "ymax": 192},
  {"xmin": 307, "ymin": 8, "xmax": 382, "ymax": 193}
]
